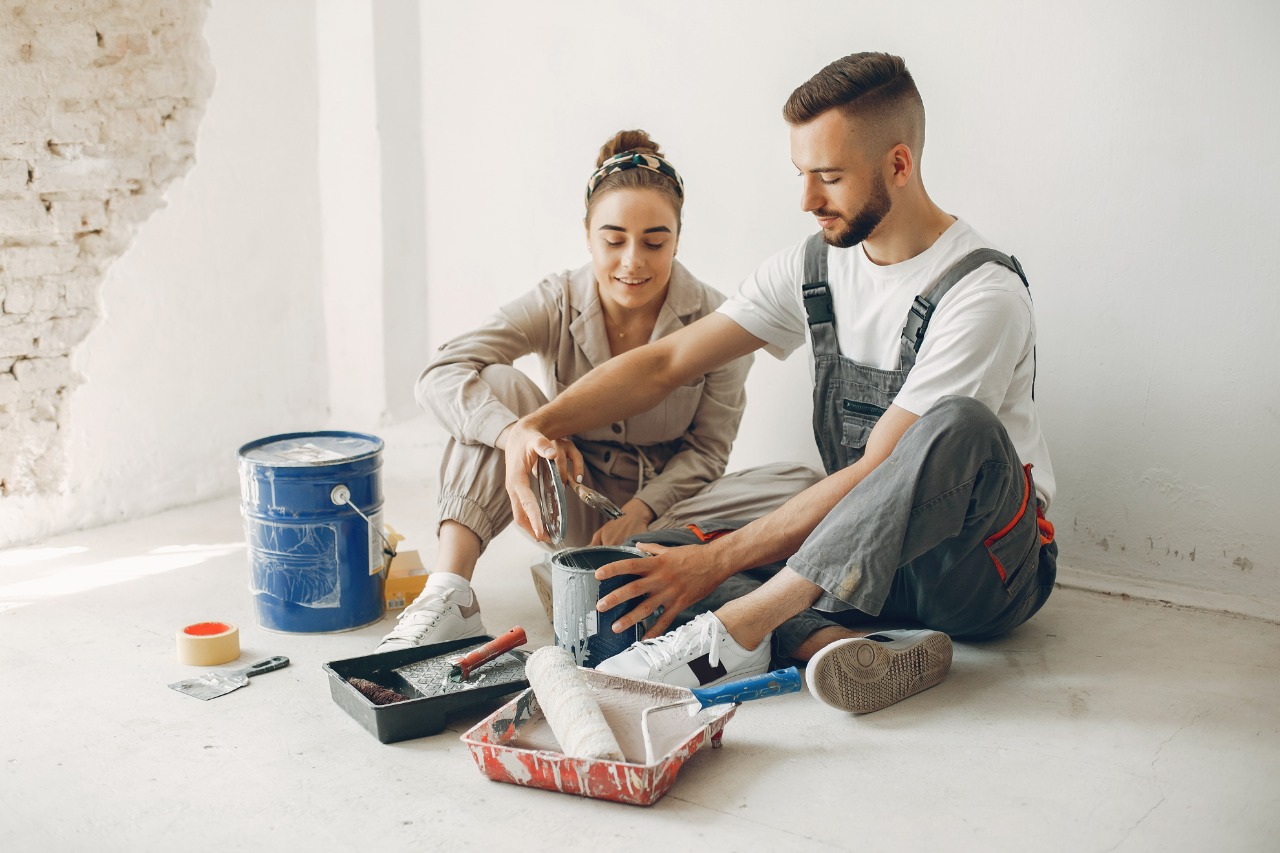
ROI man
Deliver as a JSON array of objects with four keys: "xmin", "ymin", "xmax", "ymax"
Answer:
[{"xmin": 504, "ymin": 52, "xmax": 1057, "ymax": 714}]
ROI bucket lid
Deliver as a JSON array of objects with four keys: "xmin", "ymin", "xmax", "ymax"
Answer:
[
  {"xmin": 238, "ymin": 431, "xmax": 383, "ymax": 467},
  {"xmin": 534, "ymin": 457, "xmax": 567, "ymax": 546}
]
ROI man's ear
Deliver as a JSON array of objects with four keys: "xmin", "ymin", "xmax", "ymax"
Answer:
[{"xmin": 888, "ymin": 143, "xmax": 914, "ymax": 187}]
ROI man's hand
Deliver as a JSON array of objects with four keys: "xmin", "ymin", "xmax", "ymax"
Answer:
[
  {"xmin": 593, "ymin": 542, "xmax": 726, "ymax": 638},
  {"xmin": 502, "ymin": 419, "xmax": 584, "ymax": 541}
]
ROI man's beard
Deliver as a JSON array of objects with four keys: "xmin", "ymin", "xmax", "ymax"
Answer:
[{"xmin": 818, "ymin": 172, "xmax": 892, "ymax": 249}]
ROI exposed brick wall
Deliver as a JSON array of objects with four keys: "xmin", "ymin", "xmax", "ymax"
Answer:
[{"xmin": 0, "ymin": 1, "xmax": 212, "ymax": 498}]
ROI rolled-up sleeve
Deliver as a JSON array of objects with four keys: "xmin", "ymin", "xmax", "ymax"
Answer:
[{"xmin": 415, "ymin": 278, "xmax": 562, "ymax": 446}]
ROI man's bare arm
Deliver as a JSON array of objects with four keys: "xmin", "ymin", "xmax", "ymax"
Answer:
[{"xmin": 597, "ymin": 404, "xmax": 922, "ymax": 637}]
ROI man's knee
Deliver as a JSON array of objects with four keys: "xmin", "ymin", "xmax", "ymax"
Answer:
[{"xmin": 913, "ymin": 395, "xmax": 1005, "ymax": 451}]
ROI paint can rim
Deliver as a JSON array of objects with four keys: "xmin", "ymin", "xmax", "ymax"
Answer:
[
  {"xmin": 237, "ymin": 430, "xmax": 384, "ymax": 467},
  {"xmin": 549, "ymin": 545, "xmax": 649, "ymax": 570}
]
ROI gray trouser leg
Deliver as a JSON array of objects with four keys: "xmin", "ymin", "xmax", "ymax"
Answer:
[
  {"xmin": 652, "ymin": 462, "xmax": 823, "ymax": 529},
  {"xmin": 789, "ymin": 395, "xmax": 1056, "ymax": 640},
  {"xmin": 629, "ymin": 462, "xmax": 840, "ymax": 660}
]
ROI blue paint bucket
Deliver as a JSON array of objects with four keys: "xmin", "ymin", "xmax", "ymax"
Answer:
[
  {"xmin": 237, "ymin": 431, "xmax": 388, "ymax": 633},
  {"xmin": 550, "ymin": 546, "xmax": 647, "ymax": 667}
]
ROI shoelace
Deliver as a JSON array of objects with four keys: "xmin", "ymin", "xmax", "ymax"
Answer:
[
  {"xmin": 631, "ymin": 612, "xmax": 721, "ymax": 669},
  {"xmin": 390, "ymin": 587, "xmax": 458, "ymax": 640}
]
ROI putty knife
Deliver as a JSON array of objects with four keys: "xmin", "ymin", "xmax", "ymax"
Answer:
[
  {"xmin": 641, "ymin": 667, "xmax": 801, "ymax": 763},
  {"xmin": 168, "ymin": 656, "xmax": 290, "ymax": 700}
]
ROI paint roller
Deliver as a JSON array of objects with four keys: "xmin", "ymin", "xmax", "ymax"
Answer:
[{"xmin": 523, "ymin": 646, "xmax": 624, "ymax": 762}]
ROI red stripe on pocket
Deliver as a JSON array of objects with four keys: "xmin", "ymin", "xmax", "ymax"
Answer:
[{"xmin": 984, "ymin": 464, "xmax": 1035, "ymax": 583}]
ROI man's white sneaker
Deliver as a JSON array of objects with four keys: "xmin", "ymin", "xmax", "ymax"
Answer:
[
  {"xmin": 373, "ymin": 577, "xmax": 485, "ymax": 653},
  {"xmin": 805, "ymin": 629, "xmax": 952, "ymax": 713},
  {"xmin": 594, "ymin": 612, "xmax": 771, "ymax": 688}
]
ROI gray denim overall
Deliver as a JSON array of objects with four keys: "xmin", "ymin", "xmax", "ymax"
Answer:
[
  {"xmin": 635, "ymin": 234, "xmax": 1057, "ymax": 654},
  {"xmin": 788, "ymin": 232, "xmax": 1057, "ymax": 639}
]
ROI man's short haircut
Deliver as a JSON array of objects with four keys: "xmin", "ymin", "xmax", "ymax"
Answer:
[{"xmin": 783, "ymin": 52, "xmax": 926, "ymax": 159}]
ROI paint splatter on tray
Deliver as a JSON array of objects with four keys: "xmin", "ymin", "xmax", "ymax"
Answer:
[{"xmin": 394, "ymin": 641, "xmax": 526, "ymax": 699}]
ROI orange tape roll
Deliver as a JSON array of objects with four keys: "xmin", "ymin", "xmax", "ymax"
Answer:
[{"xmin": 175, "ymin": 622, "xmax": 240, "ymax": 666}]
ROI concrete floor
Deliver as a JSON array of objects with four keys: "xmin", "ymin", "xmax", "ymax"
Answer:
[{"xmin": 2, "ymin": 421, "xmax": 1278, "ymax": 852}]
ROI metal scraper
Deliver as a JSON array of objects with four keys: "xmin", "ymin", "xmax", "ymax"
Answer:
[{"xmin": 168, "ymin": 656, "xmax": 290, "ymax": 700}]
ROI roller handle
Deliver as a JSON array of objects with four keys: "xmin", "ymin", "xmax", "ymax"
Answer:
[
  {"xmin": 244, "ymin": 656, "xmax": 290, "ymax": 677},
  {"xmin": 451, "ymin": 627, "xmax": 527, "ymax": 680},
  {"xmin": 690, "ymin": 666, "xmax": 801, "ymax": 709}
]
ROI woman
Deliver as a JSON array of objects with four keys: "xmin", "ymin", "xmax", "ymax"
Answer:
[{"xmin": 376, "ymin": 130, "xmax": 817, "ymax": 652}]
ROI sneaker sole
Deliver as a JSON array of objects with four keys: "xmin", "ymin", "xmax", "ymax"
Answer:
[{"xmin": 806, "ymin": 631, "xmax": 953, "ymax": 713}]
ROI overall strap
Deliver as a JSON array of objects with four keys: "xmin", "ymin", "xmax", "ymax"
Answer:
[
  {"xmin": 901, "ymin": 248, "xmax": 1029, "ymax": 354},
  {"xmin": 800, "ymin": 233, "xmax": 839, "ymax": 356}
]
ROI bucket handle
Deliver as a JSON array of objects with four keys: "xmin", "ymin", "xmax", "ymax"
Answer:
[{"xmin": 330, "ymin": 485, "xmax": 397, "ymax": 568}]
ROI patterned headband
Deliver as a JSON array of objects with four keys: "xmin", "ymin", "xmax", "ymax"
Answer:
[{"xmin": 585, "ymin": 150, "xmax": 685, "ymax": 204}]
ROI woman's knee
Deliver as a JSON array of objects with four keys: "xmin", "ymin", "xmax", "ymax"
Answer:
[{"xmin": 478, "ymin": 364, "xmax": 548, "ymax": 413}]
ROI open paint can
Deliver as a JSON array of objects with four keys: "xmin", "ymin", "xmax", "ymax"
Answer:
[{"xmin": 551, "ymin": 545, "xmax": 647, "ymax": 667}]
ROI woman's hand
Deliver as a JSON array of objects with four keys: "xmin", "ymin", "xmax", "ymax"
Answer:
[
  {"xmin": 502, "ymin": 419, "xmax": 585, "ymax": 541},
  {"xmin": 590, "ymin": 498, "xmax": 655, "ymax": 547}
]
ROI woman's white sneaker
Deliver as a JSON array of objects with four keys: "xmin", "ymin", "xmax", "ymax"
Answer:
[
  {"xmin": 373, "ymin": 574, "xmax": 486, "ymax": 653},
  {"xmin": 805, "ymin": 629, "xmax": 953, "ymax": 713},
  {"xmin": 594, "ymin": 612, "xmax": 771, "ymax": 688}
]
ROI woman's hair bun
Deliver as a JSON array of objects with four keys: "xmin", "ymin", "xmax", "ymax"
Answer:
[{"xmin": 596, "ymin": 129, "xmax": 662, "ymax": 167}]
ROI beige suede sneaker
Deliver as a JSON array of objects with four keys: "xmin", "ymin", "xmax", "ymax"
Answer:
[{"xmin": 805, "ymin": 629, "xmax": 953, "ymax": 713}]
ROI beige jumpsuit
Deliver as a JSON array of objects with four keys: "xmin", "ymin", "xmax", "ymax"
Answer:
[{"xmin": 417, "ymin": 260, "xmax": 819, "ymax": 554}]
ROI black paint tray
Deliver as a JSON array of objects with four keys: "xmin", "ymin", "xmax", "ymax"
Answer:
[{"xmin": 323, "ymin": 636, "xmax": 530, "ymax": 744}]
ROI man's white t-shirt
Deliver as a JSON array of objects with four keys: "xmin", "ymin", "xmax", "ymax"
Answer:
[{"xmin": 718, "ymin": 218, "xmax": 1055, "ymax": 508}]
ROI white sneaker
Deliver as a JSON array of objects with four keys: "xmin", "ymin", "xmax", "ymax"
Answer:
[
  {"xmin": 805, "ymin": 629, "xmax": 953, "ymax": 713},
  {"xmin": 373, "ymin": 576, "xmax": 486, "ymax": 653},
  {"xmin": 594, "ymin": 612, "xmax": 771, "ymax": 688}
]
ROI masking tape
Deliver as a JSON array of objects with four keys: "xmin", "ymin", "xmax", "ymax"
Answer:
[{"xmin": 176, "ymin": 621, "xmax": 240, "ymax": 666}]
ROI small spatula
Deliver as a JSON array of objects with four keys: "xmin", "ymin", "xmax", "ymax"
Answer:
[
  {"xmin": 641, "ymin": 667, "xmax": 801, "ymax": 763},
  {"xmin": 168, "ymin": 656, "xmax": 290, "ymax": 700}
]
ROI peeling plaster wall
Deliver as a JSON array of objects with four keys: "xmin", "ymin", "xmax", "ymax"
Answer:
[
  {"xmin": 0, "ymin": 1, "xmax": 330, "ymax": 546},
  {"xmin": 418, "ymin": 0, "xmax": 1280, "ymax": 610},
  {"xmin": 0, "ymin": 0, "xmax": 211, "ymax": 498},
  {"xmin": 4, "ymin": 1, "xmax": 1276, "ymax": 615}
]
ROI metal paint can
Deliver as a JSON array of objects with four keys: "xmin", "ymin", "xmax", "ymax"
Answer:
[
  {"xmin": 550, "ymin": 545, "xmax": 647, "ymax": 667},
  {"xmin": 237, "ymin": 431, "xmax": 388, "ymax": 633}
]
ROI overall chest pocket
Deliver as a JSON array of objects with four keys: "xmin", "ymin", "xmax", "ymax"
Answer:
[{"xmin": 840, "ymin": 399, "xmax": 885, "ymax": 452}]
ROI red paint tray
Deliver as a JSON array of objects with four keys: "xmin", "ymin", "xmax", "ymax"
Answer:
[{"xmin": 459, "ymin": 668, "xmax": 738, "ymax": 806}]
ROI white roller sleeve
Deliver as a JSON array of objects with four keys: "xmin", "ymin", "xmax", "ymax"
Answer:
[{"xmin": 524, "ymin": 646, "xmax": 624, "ymax": 761}]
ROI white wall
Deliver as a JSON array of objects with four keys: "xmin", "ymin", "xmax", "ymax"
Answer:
[
  {"xmin": 316, "ymin": 0, "xmax": 387, "ymax": 428},
  {"xmin": 6, "ymin": 1, "xmax": 1276, "ymax": 616},
  {"xmin": 417, "ymin": 0, "xmax": 1280, "ymax": 610},
  {"xmin": 1, "ymin": 1, "xmax": 330, "ymax": 544}
]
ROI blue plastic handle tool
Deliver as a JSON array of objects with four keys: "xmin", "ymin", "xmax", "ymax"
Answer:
[{"xmin": 687, "ymin": 666, "xmax": 801, "ymax": 709}]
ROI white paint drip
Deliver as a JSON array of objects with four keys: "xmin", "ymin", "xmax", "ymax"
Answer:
[{"xmin": 551, "ymin": 563, "xmax": 598, "ymax": 666}]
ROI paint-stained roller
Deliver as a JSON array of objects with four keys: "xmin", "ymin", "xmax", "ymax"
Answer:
[{"xmin": 524, "ymin": 646, "xmax": 624, "ymax": 761}]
